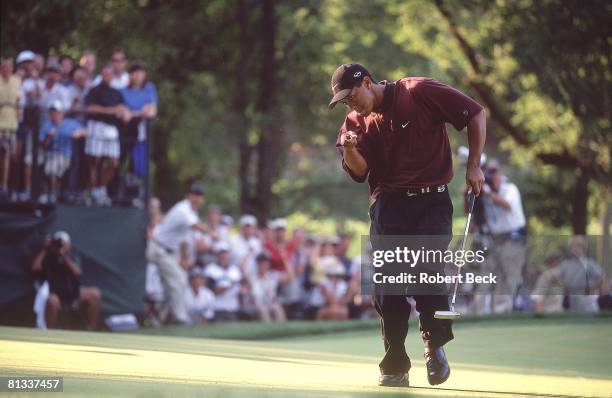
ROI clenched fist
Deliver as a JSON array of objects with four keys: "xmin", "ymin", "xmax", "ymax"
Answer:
[{"xmin": 341, "ymin": 131, "xmax": 358, "ymax": 148}]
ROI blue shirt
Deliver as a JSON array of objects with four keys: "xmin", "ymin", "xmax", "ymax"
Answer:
[
  {"xmin": 120, "ymin": 82, "xmax": 158, "ymax": 111},
  {"xmin": 39, "ymin": 118, "xmax": 83, "ymax": 157}
]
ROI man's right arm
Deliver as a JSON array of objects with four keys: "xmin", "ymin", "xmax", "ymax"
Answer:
[{"xmin": 339, "ymin": 131, "xmax": 368, "ymax": 180}]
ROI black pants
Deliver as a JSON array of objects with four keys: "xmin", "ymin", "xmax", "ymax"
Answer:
[{"xmin": 370, "ymin": 189, "xmax": 454, "ymax": 375}]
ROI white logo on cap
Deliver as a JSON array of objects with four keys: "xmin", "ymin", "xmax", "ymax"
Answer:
[{"xmin": 353, "ymin": 71, "xmax": 362, "ymax": 78}]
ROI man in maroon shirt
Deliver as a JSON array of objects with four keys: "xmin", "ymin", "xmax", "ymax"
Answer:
[{"xmin": 330, "ymin": 64, "xmax": 485, "ymax": 387}]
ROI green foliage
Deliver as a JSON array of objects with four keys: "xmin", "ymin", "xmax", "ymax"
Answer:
[{"xmin": 2, "ymin": 0, "xmax": 608, "ymax": 232}]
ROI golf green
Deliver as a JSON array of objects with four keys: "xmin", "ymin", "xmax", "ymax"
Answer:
[{"xmin": 1, "ymin": 316, "xmax": 611, "ymax": 397}]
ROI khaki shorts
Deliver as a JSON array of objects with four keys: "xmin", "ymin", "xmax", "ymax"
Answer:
[{"xmin": 0, "ymin": 129, "xmax": 16, "ymax": 154}]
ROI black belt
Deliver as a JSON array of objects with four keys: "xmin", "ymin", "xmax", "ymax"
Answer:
[{"xmin": 404, "ymin": 184, "xmax": 447, "ymax": 196}]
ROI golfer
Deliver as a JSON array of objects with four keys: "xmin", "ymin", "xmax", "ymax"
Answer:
[{"xmin": 329, "ymin": 64, "xmax": 485, "ymax": 387}]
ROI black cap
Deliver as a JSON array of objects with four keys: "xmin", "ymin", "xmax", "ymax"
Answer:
[
  {"xmin": 128, "ymin": 62, "xmax": 146, "ymax": 73},
  {"xmin": 256, "ymin": 252, "xmax": 271, "ymax": 262},
  {"xmin": 328, "ymin": 64, "xmax": 371, "ymax": 109},
  {"xmin": 188, "ymin": 182, "xmax": 205, "ymax": 196}
]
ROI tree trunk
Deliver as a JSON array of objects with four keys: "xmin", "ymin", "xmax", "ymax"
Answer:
[
  {"xmin": 234, "ymin": 0, "xmax": 256, "ymax": 216},
  {"xmin": 571, "ymin": 170, "xmax": 589, "ymax": 235},
  {"xmin": 254, "ymin": 0, "xmax": 283, "ymax": 225}
]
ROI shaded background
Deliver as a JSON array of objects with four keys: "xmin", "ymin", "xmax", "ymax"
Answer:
[{"xmin": 1, "ymin": 0, "xmax": 610, "ymax": 235}]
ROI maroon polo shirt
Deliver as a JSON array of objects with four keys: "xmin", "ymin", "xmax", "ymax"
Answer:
[{"xmin": 335, "ymin": 77, "xmax": 483, "ymax": 199}]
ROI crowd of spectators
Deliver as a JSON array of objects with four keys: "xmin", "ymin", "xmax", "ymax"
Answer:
[
  {"xmin": 143, "ymin": 185, "xmax": 610, "ymax": 328},
  {"xmin": 0, "ymin": 49, "xmax": 157, "ymax": 206},
  {"xmin": 144, "ymin": 186, "xmax": 373, "ymax": 326}
]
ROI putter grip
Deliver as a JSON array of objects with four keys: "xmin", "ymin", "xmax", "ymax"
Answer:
[{"xmin": 467, "ymin": 192, "xmax": 476, "ymax": 214}]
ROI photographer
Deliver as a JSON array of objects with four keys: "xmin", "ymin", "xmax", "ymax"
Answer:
[
  {"xmin": 475, "ymin": 162, "xmax": 527, "ymax": 314},
  {"xmin": 31, "ymin": 231, "xmax": 102, "ymax": 330}
]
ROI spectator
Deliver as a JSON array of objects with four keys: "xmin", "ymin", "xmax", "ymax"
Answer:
[
  {"xmin": 79, "ymin": 51, "xmax": 96, "ymax": 80},
  {"xmin": 475, "ymin": 162, "xmax": 527, "ymax": 314},
  {"xmin": 21, "ymin": 60, "xmax": 71, "ymax": 201},
  {"xmin": 231, "ymin": 214, "xmax": 262, "ymax": 274},
  {"xmin": 66, "ymin": 66, "xmax": 91, "ymax": 122},
  {"xmin": 316, "ymin": 264, "xmax": 350, "ymax": 321},
  {"xmin": 119, "ymin": 63, "xmax": 157, "ymax": 186},
  {"xmin": 14, "ymin": 50, "xmax": 42, "ymax": 201},
  {"xmin": 146, "ymin": 183, "xmax": 209, "ymax": 324},
  {"xmin": 0, "ymin": 56, "xmax": 20, "ymax": 198},
  {"xmin": 309, "ymin": 238, "xmax": 343, "ymax": 284},
  {"xmin": 184, "ymin": 267, "xmax": 215, "ymax": 325},
  {"xmin": 84, "ymin": 63, "xmax": 131, "ymax": 205},
  {"xmin": 264, "ymin": 218, "xmax": 295, "ymax": 272},
  {"xmin": 31, "ymin": 231, "xmax": 102, "ymax": 330},
  {"xmin": 33, "ymin": 53, "xmax": 46, "ymax": 77},
  {"xmin": 531, "ymin": 255, "xmax": 564, "ymax": 313},
  {"xmin": 205, "ymin": 242, "xmax": 243, "ymax": 321},
  {"xmin": 246, "ymin": 252, "xmax": 288, "ymax": 322},
  {"xmin": 38, "ymin": 101, "xmax": 88, "ymax": 203},
  {"xmin": 39, "ymin": 61, "xmax": 72, "ymax": 122},
  {"xmin": 206, "ymin": 204, "xmax": 231, "ymax": 246},
  {"xmin": 64, "ymin": 66, "xmax": 91, "ymax": 203},
  {"xmin": 92, "ymin": 49, "xmax": 128, "ymax": 89},
  {"xmin": 58, "ymin": 54, "xmax": 75, "ymax": 87},
  {"xmin": 556, "ymin": 236, "xmax": 604, "ymax": 312},
  {"xmin": 333, "ymin": 233, "xmax": 353, "ymax": 277}
]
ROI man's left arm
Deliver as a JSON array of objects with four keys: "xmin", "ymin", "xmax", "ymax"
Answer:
[
  {"xmin": 415, "ymin": 80, "xmax": 486, "ymax": 195},
  {"xmin": 466, "ymin": 109, "xmax": 486, "ymax": 196}
]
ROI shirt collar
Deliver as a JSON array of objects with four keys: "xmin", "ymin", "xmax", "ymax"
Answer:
[{"xmin": 374, "ymin": 81, "xmax": 395, "ymax": 114}]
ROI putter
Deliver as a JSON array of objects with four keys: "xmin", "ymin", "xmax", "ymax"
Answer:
[{"xmin": 434, "ymin": 191, "xmax": 476, "ymax": 320}]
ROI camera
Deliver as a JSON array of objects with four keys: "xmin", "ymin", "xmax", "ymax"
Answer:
[{"xmin": 50, "ymin": 238, "xmax": 65, "ymax": 251}]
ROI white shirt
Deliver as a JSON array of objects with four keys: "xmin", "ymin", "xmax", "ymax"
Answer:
[
  {"xmin": 40, "ymin": 82, "xmax": 72, "ymax": 114},
  {"xmin": 231, "ymin": 234, "xmax": 262, "ymax": 274},
  {"xmin": 483, "ymin": 181, "xmax": 526, "ymax": 234},
  {"xmin": 92, "ymin": 72, "xmax": 129, "ymax": 90},
  {"xmin": 153, "ymin": 199, "xmax": 199, "ymax": 251},
  {"xmin": 20, "ymin": 77, "xmax": 44, "ymax": 108},
  {"xmin": 248, "ymin": 270, "xmax": 281, "ymax": 306},
  {"xmin": 309, "ymin": 278, "xmax": 348, "ymax": 307},
  {"xmin": 184, "ymin": 285, "xmax": 215, "ymax": 324},
  {"xmin": 205, "ymin": 263, "xmax": 242, "ymax": 312}
]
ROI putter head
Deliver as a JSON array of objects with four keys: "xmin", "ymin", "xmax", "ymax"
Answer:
[{"xmin": 434, "ymin": 310, "xmax": 460, "ymax": 320}]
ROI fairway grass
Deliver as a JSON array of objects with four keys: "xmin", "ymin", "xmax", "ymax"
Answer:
[{"xmin": 1, "ymin": 316, "xmax": 611, "ymax": 397}]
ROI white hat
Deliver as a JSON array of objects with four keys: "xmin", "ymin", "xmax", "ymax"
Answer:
[
  {"xmin": 215, "ymin": 241, "xmax": 231, "ymax": 253},
  {"xmin": 269, "ymin": 218, "xmax": 287, "ymax": 230},
  {"xmin": 325, "ymin": 263, "xmax": 346, "ymax": 277},
  {"xmin": 16, "ymin": 50, "xmax": 35, "ymax": 64},
  {"xmin": 240, "ymin": 214, "xmax": 257, "ymax": 227},
  {"xmin": 53, "ymin": 230, "xmax": 71, "ymax": 244},
  {"xmin": 49, "ymin": 99, "xmax": 65, "ymax": 112}
]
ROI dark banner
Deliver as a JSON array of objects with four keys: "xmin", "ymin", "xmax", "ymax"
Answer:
[{"xmin": 0, "ymin": 204, "xmax": 147, "ymax": 324}]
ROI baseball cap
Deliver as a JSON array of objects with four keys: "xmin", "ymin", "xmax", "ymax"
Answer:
[
  {"xmin": 49, "ymin": 100, "xmax": 64, "ymax": 113},
  {"xmin": 16, "ymin": 50, "xmax": 35, "ymax": 65},
  {"xmin": 328, "ymin": 63, "xmax": 372, "ymax": 109},
  {"xmin": 255, "ymin": 252, "xmax": 271, "ymax": 262},
  {"xmin": 188, "ymin": 182, "xmax": 205, "ymax": 196},
  {"xmin": 45, "ymin": 61, "xmax": 61, "ymax": 72},
  {"xmin": 215, "ymin": 241, "xmax": 231, "ymax": 253},
  {"xmin": 53, "ymin": 230, "xmax": 71, "ymax": 244},
  {"xmin": 268, "ymin": 218, "xmax": 287, "ymax": 230},
  {"xmin": 239, "ymin": 215, "xmax": 257, "ymax": 227}
]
